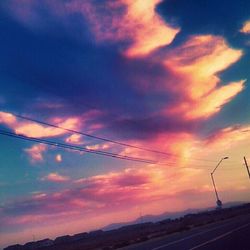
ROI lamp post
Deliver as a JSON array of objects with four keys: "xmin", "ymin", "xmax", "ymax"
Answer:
[{"xmin": 210, "ymin": 157, "xmax": 229, "ymax": 209}]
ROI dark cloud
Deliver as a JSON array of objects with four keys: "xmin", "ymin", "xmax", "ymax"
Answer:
[
  {"xmin": 0, "ymin": 4, "xmax": 195, "ymax": 141},
  {"xmin": 107, "ymin": 115, "xmax": 199, "ymax": 140}
]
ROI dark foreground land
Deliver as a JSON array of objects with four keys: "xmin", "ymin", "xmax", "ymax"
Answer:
[
  {"xmin": 122, "ymin": 207, "xmax": 250, "ymax": 250},
  {"xmin": 4, "ymin": 203, "xmax": 250, "ymax": 250}
]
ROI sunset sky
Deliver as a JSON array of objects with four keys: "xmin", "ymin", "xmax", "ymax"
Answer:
[{"xmin": 1, "ymin": 0, "xmax": 250, "ymax": 248}]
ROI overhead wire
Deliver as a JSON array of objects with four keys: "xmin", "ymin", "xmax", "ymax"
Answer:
[
  {"xmin": 9, "ymin": 112, "xmax": 227, "ymax": 163},
  {"xmin": 0, "ymin": 130, "xmax": 244, "ymax": 171},
  {"xmin": 0, "ymin": 130, "xmax": 156, "ymax": 164}
]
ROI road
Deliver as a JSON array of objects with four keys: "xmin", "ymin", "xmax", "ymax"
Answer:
[{"xmin": 122, "ymin": 213, "xmax": 250, "ymax": 250}]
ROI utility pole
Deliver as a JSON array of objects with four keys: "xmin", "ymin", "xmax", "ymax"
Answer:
[
  {"xmin": 211, "ymin": 173, "xmax": 220, "ymax": 204},
  {"xmin": 210, "ymin": 157, "xmax": 229, "ymax": 209},
  {"xmin": 243, "ymin": 156, "xmax": 250, "ymax": 179}
]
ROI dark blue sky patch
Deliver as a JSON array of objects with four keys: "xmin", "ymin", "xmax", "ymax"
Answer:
[{"xmin": 158, "ymin": 0, "xmax": 250, "ymax": 38}]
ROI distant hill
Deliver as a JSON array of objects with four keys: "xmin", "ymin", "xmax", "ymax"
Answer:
[
  {"xmin": 103, "ymin": 201, "xmax": 245, "ymax": 231},
  {"xmin": 4, "ymin": 201, "xmax": 249, "ymax": 250}
]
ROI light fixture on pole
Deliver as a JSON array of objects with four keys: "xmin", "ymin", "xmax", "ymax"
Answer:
[{"xmin": 210, "ymin": 157, "xmax": 229, "ymax": 209}]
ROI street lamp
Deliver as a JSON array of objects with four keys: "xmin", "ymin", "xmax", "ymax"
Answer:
[{"xmin": 211, "ymin": 157, "xmax": 229, "ymax": 209}]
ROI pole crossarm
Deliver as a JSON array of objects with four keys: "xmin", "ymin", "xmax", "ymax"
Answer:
[{"xmin": 211, "ymin": 157, "xmax": 229, "ymax": 175}]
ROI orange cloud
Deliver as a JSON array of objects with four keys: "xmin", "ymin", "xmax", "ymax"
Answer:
[
  {"xmin": 69, "ymin": 0, "xmax": 179, "ymax": 57},
  {"xmin": 55, "ymin": 154, "xmax": 62, "ymax": 163},
  {"xmin": 75, "ymin": 162, "xmax": 202, "ymax": 201},
  {"xmin": 3, "ymin": 159, "xmax": 249, "ymax": 248},
  {"xmin": 165, "ymin": 35, "xmax": 243, "ymax": 98},
  {"xmin": 1, "ymin": 165, "xmax": 206, "ymax": 232},
  {"xmin": 118, "ymin": 132, "xmax": 195, "ymax": 166},
  {"xmin": 41, "ymin": 172, "xmax": 70, "ymax": 182},
  {"xmin": 187, "ymin": 124, "xmax": 250, "ymax": 164},
  {"xmin": 86, "ymin": 143, "xmax": 110, "ymax": 151},
  {"xmin": 0, "ymin": 111, "xmax": 16, "ymax": 125},
  {"xmin": 182, "ymin": 80, "xmax": 245, "ymax": 119},
  {"xmin": 15, "ymin": 117, "xmax": 79, "ymax": 138},
  {"xmin": 24, "ymin": 143, "xmax": 47, "ymax": 163},
  {"xmin": 0, "ymin": 111, "xmax": 80, "ymax": 138},
  {"xmin": 65, "ymin": 134, "xmax": 83, "ymax": 144},
  {"xmin": 163, "ymin": 35, "xmax": 244, "ymax": 119},
  {"xmin": 4, "ymin": 0, "xmax": 180, "ymax": 57},
  {"xmin": 240, "ymin": 20, "xmax": 250, "ymax": 34},
  {"xmin": 205, "ymin": 125, "xmax": 250, "ymax": 147},
  {"xmin": 121, "ymin": 0, "xmax": 180, "ymax": 57}
]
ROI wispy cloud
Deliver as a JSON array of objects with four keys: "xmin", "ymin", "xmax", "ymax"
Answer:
[
  {"xmin": 24, "ymin": 144, "xmax": 47, "ymax": 163},
  {"xmin": 1, "ymin": 166, "xmax": 203, "ymax": 225},
  {"xmin": 65, "ymin": 134, "xmax": 83, "ymax": 144},
  {"xmin": 205, "ymin": 125, "xmax": 250, "ymax": 148},
  {"xmin": 41, "ymin": 172, "xmax": 70, "ymax": 182},
  {"xmin": 0, "ymin": 111, "xmax": 80, "ymax": 138},
  {"xmin": 163, "ymin": 35, "xmax": 244, "ymax": 119},
  {"xmin": 64, "ymin": 0, "xmax": 179, "ymax": 57}
]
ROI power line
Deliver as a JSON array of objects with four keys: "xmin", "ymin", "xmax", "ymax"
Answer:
[
  {"xmin": 0, "ymin": 130, "xmax": 157, "ymax": 164},
  {"xmin": 2, "ymin": 129, "xmax": 239, "ymax": 170},
  {"xmin": 1, "ymin": 129, "xmax": 243, "ymax": 172},
  {"xmin": 13, "ymin": 113, "xmax": 181, "ymax": 156},
  {"xmin": 10, "ymin": 112, "xmax": 221, "ymax": 163}
]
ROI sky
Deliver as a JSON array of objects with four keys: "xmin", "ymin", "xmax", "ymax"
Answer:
[{"xmin": 0, "ymin": 0, "xmax": 250, "ymax": 247}]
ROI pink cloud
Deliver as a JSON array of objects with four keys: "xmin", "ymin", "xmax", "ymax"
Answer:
[
  {"xmin": 2, "ymin": 166, "xmax": 202, "ymax": 224},
  {"xmin": 182, "ymin": 80, "xmax": 245, "ymax": 119},
  {"xmin": 24, "ymin": 144, "xmax": 47, "ymax": 163},
  {"xmin": 65, "ymin": 134, "xmax": 83, "ymax": 144},
  {"xmin": 2, "ymin": 161, "xmax": 249, "ymax": 248},
  {"xmin": 0, "ymin": 111, "xmax": 16, "ymax": 125},
  {"xmin": 55, "ymin": 154, "xmax": 62, "ymax": 163},
  {"xmin": 0, "ymin": 111, "xmax": 80, "ymax": 138},
  {"xmin": 185, "ymin": 124, "xmax": 250, "ymax": 166},
  {"xmin": 2, "ymin": 2, "xmax": 244, "ymax": 125},
  {"xmin": 15, "ymin": 117, "xmax": 80, "ymax": 138},
  {"xmin": 81, "ymin": 0, "xmax": 179, "ymax": 57},
  {"xmin": 118, "ymin": 0, "xmax": 180, "ymax": 57},
  {"xmin": 161, "ymin": 35, "xmax": 244, "ymax": 120},
  {"xmin": 3, "ymin": 2, "xmax": 245, "ymax": 125},
  {"xmin": 86, "ymin": 143, "xmax": 110, "ymax": 151},
  {"xmin": 204, "ymin": 125, "xmax": 250, "ymax": 148},
  {"xmin": 74, "ymin": 165, "xmax": 202, "ymax": 204},
  {"xmin": 76, "ymin": 168, "xmax": 151, "ymax": 188},
  {"xmin": 0, "ymin": 177, "xmax": 215, "ymax": 237},
  {"xmin": 4, "ymin": 0, "xmax": 179, "ymax": 58},
  {"xmin": 41, "ymin": 172, "xmax": 70, "ymax": 182},
  {"xmin": 117, "ymin": 132, "xmax": 196, "ymax": 167},
  {"xmin": 2, "ymin": 186, "xmax": 249, "ymax": 249}
]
